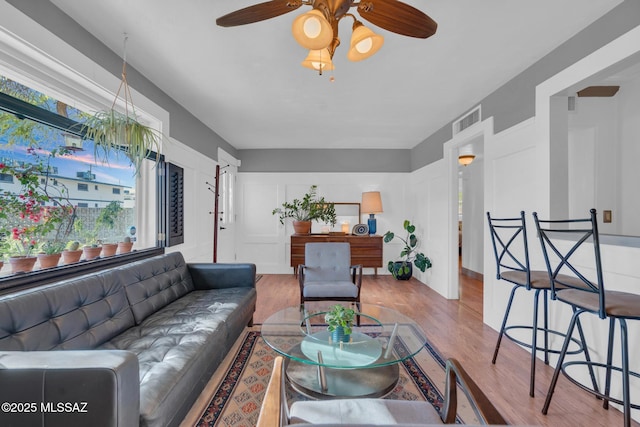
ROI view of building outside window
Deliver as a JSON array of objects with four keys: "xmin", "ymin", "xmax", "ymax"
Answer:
[{"xmin": 0, "ymin": 76, "xmax": 144, "ymax": 276}]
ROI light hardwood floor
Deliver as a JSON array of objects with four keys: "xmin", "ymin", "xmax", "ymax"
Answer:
[{"xmin": 254, "ymin": 273, "xmax": 637, "ymax": 427}]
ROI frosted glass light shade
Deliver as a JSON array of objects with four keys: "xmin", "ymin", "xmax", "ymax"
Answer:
[
  {"xmin": 458, "ymin": 154, "xmax": 475, "ymax": 166},
  {"xmin": 292, "ymin": 10, "xmax": 333, "ymax": 50},
  {"xmin": 347, "ymin": 24, "xmax": 384, "ymax": 61},
  {"xmin": 301, "ymin": 48, "xmax": 335, "ymax": 71}
]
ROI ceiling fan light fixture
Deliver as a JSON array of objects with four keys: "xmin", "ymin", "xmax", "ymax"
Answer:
[
  {"xmin": 347, "ymin": 22, "xmax": 384, "ymax": 61},
  {"xmin": 301, "ymin": 48, "xmax": 335, "ymax": 72},
  {"xmin": 292, "ymin": 9, "xmax": 333, "ymax": 50}
]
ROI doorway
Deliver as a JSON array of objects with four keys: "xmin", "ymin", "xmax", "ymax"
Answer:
[{"xmin": 445, "ymin": 118, "xmax": 491, "ymax": 305}]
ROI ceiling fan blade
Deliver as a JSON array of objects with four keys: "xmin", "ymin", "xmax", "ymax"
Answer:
[
  {"xmin": 357, "ymin": 0, "xmax": 437, "ymax": 39},
  {"xmin": 216, "ymin": 0, "xmax": 303, "ymax": 27}
]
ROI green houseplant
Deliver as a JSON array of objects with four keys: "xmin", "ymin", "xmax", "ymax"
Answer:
[
  {"xmin": 384, "ymin": 220, "xmax": 432, "ymax": 280},
  {"xmin": 82, "ymin": 110, "xmax": 160, "ymax": 175},
  {"xmin": 325, "ymin": 304, "xmax": 356, "ymax": 343},
  {"xmin": 272, "ymin": 185, "xmax": 337, "ymax": 234}
]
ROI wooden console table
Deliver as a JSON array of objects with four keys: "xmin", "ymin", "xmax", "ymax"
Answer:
[{"xmin": 291, "ymin": 234, "xmax": 383, "ymax": 275}]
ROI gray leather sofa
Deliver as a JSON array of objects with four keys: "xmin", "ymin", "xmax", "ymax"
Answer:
[{"xmin": 0, "ymin": 252, "xmax": 257, "ymax": 427}]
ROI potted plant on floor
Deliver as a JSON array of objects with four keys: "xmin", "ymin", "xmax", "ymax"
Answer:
[
  {"xmin": 325, "ymin": 304, "xmax": 356, "ymax": 343},
  {"xmin": 384, "ymin": 220, "xmax": 432, "ymax": 280},
  {"xmin": 272, "ymin": 185, "xmax": 337, "ymax": 234}
]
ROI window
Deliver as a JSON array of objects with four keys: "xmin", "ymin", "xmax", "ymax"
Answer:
[{"xmin": 0, "ymin": 75, "xmax": 165, "ymax": 280}]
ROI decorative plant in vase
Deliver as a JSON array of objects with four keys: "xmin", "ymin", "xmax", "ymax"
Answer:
[
  {"xmin": 325, "ymin": 304, "xmax": 356, "ymax": 343},
  {"xmin": 94, "ymin": 201, "xmax": 123, "ymax": 257},
  {"xmin": 80, "ymin": 36, "xmax": 162, "ymax": 175},
  {"xmin": 117, "ymin": 236, "xmax": 134, "ymax": 254},
  {"xmin": 383, "ymin": 220, "xmax": 432, "ymax": 280},
  {"xmin": 37, "ymin": 240, "xmax": 67, "ymax": 269},
  {"xmin": 62, "ymin": 241, "xmax": 83, "ymax": 265},
  {"xmin": 272, "ymin": 185, "xmax": 336, "ymax": 234},
  {"xmin": 74, "ymin": 219, "xmax": 101, "ymax": 260}
]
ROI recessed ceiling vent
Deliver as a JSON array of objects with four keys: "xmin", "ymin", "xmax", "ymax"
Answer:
[{"xmin": 453, "ymin": 106, "xmax": 481, "ymax": 135}]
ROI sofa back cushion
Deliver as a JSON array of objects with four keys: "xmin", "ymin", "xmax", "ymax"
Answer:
[
  {"xmin": 115, "ymin": 252, "xmax": 195, "ymax": 324},
  {"xmin": 0, "ymin": 271, "xmax": 134, "ymax": 351}
]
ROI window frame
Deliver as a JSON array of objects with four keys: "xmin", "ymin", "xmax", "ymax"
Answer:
[{"xmin": 0, "ymin": 80, "xmax": 169, "ymax": 289}]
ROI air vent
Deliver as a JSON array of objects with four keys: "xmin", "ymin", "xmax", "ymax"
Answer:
[
  {"xmin": 453, "ymin": 106, "xmax": 481, "ymax": 135},
  {"xmin": 568, "ymin": 96, "xmax": 576, "ymax": 111}
]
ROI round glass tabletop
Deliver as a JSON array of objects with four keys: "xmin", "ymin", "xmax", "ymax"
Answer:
[{"xmin": 261, "ymin": 301, "xmax": 428, "ymax": 369}]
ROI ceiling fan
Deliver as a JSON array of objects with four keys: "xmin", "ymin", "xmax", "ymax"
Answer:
[{"xmin": 216, "ymin": 0, "xmax": 437, "ymax": 73}]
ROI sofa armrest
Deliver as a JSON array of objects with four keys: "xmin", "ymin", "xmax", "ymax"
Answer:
[
  {"xmin": 188, "ymin": 263, "xmax": 256, "ymax": 290},
  {"xmin": 0, "ymin": 350, "xmax": 139, "ymax": 427}
]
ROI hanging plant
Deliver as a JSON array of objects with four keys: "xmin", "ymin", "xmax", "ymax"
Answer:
[{"xmin": 81, "ymin": 35, "xmax": 162, "ymax": 175}]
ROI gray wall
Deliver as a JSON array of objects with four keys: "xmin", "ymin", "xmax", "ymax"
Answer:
[
  {"xmin": 7, "ymin": 0, "xmax": 236, "ymax": 163},
  {"xmin": 238, "ymin": 149, "xmax": 411, "ymax": 173}
]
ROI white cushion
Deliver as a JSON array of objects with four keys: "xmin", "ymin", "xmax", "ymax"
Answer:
[{"xmin": 289, "ymin": 398, "xmax": 443, "ymax": 425}]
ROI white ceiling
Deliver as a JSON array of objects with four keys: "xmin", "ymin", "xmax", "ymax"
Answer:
[{"xmin": 50, "ymin": 0, "xmax": 622, "ymax": 150}]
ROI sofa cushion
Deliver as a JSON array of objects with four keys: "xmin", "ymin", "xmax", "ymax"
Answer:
[
  {"xmin": 116, "ymin": 252, "xmax": 195, "ymax": 324},
  {"xmin": 101, "ymin": 287, "xmax": 255, "ymax": 427},
  {"xmin": 0, "ymin": 270, "xmax": 134, "ymax": 351}
]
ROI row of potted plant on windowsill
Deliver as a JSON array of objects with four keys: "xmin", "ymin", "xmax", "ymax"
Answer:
[{"xmin": 0, "ymin": 237, "xmax": 136, "ymax": 274}]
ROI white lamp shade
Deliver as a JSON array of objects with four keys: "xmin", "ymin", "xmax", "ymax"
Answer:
[
  {"xmin": 301, "ymin": 48, "xmax": 335, "ymax": 71},
  {"xmin": 347, "ymin": 24, "xmax": 384, "ymax": 61},
  {"xmin": 361, "ymin": 191, "xmax": 383, "ymax": 214},
  {"xmin": 292, "ymin": 10, "xmax": 333, "ymax": 50}
]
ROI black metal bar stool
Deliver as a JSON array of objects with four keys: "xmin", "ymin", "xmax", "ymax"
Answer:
[
  {"xmin": 487, "ymin": 211, "xmax": 587, "ymax": 397},
  {"xmin": 535, "ymin": 209, "xmax": 640, "ymax": 427}
]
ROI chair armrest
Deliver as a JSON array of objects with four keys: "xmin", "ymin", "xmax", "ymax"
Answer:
[
  {"xmin": 442, "ymin": 358, "xmax": 507, "ymax": 425},
  {"xmin": 188, "ymin": 263, "xmax": 256, "ymax": 290},
  {"xmin": 0, "ymin": 350, "xmax": 139, "ymax": 427},
  {"xmin": 257, "ymin": 356, "xmax": 286, "ymax": 427}
]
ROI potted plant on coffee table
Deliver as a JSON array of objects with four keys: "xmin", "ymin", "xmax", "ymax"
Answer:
[
  {"xmin": 272, "ymin": 185, "xmax": 336, "ymax": 234},
  {"xmin": 325, "ymin": 304, "xmax": 356, "ymax": 343},
  {"xmin": 383, "ymin": 220, "xmax": 432, "ymax": 280}
]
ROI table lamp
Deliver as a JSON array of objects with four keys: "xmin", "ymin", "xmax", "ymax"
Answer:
[{"xmin": 361, "ymin": 191, "xmax": 383, "ymax": 235}]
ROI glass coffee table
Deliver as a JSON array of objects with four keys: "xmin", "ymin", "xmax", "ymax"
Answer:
[{"xmin": 261, "ymin": 301, "xmax": 428, "ymax": 398}]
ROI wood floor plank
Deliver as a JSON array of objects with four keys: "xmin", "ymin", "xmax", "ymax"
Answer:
[{"xmin": 255, "ymin": 273, "xmax": 638, "ymax": 427}]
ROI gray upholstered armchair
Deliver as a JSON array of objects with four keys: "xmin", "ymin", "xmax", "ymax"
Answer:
[{"xmin": 297, "ymin": 242, "xmax": 363, "ymax": 305}]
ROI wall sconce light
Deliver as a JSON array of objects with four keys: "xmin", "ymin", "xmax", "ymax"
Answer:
[{"xmin": 458, "ymin": 154, "xmax": 475, "ymax": 166}]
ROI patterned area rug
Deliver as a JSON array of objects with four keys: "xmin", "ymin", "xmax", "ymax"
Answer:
[{"xmin": 193, "ymin": 327, "xmax": 478, "ymax": 426}]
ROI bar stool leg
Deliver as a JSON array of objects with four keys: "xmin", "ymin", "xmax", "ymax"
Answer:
[
  {"xmin": 620, "ymin": 318, "xmax": 631, "ymax": 427},
  {"xmin": 530, "ymin": 289, "xmax": 541, "ymax": 397},
  {"xmin": 492, "ymin": 286, "xmax": 518, "ymax": 364},
  {"xmin": 543, "ymin": 289, "xmax": 550, "ymax": 365},
  {"xmin": 603, "ymin": 317, "xmax": 615, "ymax": 410},
  {"xmin": 574, "ymin": 310, "xmax": 601, "ymax": 398},
  {"xmin": 542, "ymin": 310, "xmax": 581, "ymax": 415}
]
